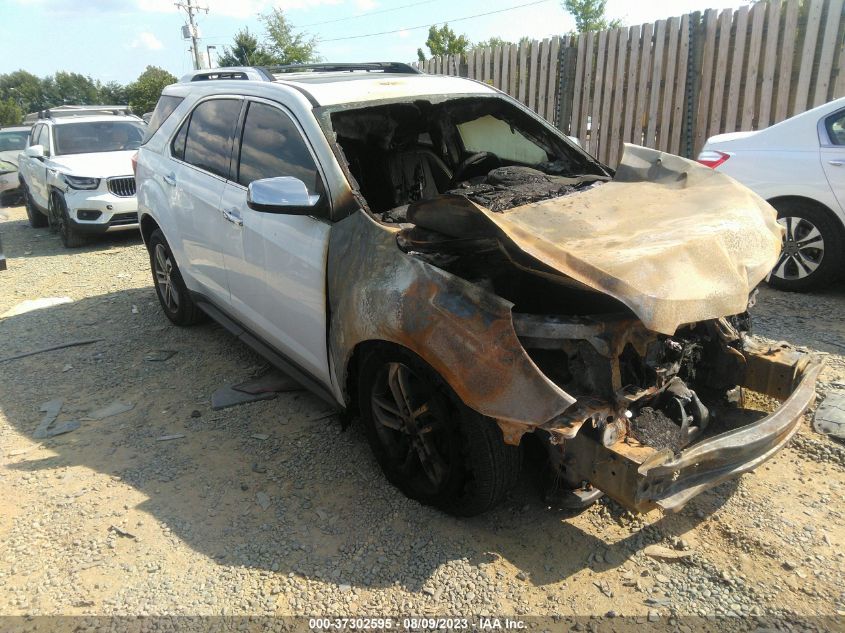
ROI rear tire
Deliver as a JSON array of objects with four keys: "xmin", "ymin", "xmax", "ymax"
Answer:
[
  {"xmin": 767, "ymin": 199, "xmax": 844, "ymax": 292},
  {"xmin": 24, "ymin": 188, "xmax": 48, "ymax": 228},
  {"xmin": 148, "ymin": 228, "xmax": 204, "ymax": 326},
  {"xmin": 358, "ymin": 345, "xmax": 521, "ymax": 516}
]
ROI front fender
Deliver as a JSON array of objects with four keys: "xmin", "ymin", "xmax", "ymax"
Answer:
[{"xmin": 327, "ymin": 210, "xmax": 576, "ymax": 440}]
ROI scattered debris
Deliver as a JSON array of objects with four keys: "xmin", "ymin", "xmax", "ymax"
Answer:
[
  {"xmin": 252, "ymin": 463, "xmax": 267, "ymax": 474},
  {"xmin": 643, "ymin": 544, "xmax": 694, "ymax": 561},
  {"xmin": 84, "ymin": 401, "xmax": 134, "ymax": 420},
  {"xmin": 813, "ymin": 393, "xmax": 845, "ymax": 440},
  {"xmin": 131, "ymin": 305, "xmax": 139, "ymax": 314},
  {"xmin": 256, "ymin": 492, "xmax": 271, "ymax": 511},
  {"xmin": 630, "ymin": 407, "xmax": 685, "ymax": 452},
  {"xmin": 0, "ymin": 338, "xmax": 104, "ymax": 363},
  {"xmin": 592, "ymin": 580, "xmax": 613, "ymax": 597},
  {"xmin": 190, "ymin": 410, "xmax": 202, "ymax": 418},
  {"xmin": 211, "ymin": 385, "xmax": 278, "ymax": 410},
  {"xmin": 233, "ymin": 370, "xmax": 303, "ymax": 395},
  {"xmin": 108, "ymin": 525, "xmax": 136, "ymax": 539},
  {"xmin": 251, "ymin": 433, "xmax": 270, "ymax": 441},
  {"xmin": 1, "ymin": 296, "xmax": 72, "ymax": 318},
  {"xmin": 156, "ymin": 434, "xmax": 185, "ymax": 442},
  {"xmin": 62, "ymin": 364, "xmax": 73, "ymax": 372},
  {"xmin": 33, "ymin": 399, "xmax": 80, "ymax": 439},
  {"xmin": 144, "ymin": 350, "xmax": 177, "ymax": 362}
]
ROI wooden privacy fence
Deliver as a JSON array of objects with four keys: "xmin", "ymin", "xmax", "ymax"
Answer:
[{"xmin": 414, "ymin": 0, "xmax": 845, "ymax": 167}]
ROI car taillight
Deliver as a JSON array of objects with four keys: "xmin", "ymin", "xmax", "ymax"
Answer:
[
  {"xmin": 697, "ymin": 150, "xmax": 730, "ymax": 169},
  {"xmin": 131, "ymin": 151, "xmax": 139, "ymax": 178}
]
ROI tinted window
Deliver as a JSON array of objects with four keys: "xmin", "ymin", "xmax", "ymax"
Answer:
[
  {"xmin": 183, "ymin": 99, "xmax": 242, "ymax": 178},
  {"xmin": 237, "ymin": 102, "xmax": 320, "ymax": 194},
  {"xmin": 825, "ymin": 110, "xmax": 845, "ymax": 145},
  {"xmin": 171, "ymin": 116, "xmax": 189, "ymax": 161},
  {"xmin": 54, "ymin": 121, "xmax": 146, "ymax": 155},
  {"xmin": 0, "ymin": 130, "xmax": 30, "ymax": 152},
  {"xmin": 143, "ymin": 95, "xmax": 184, "ymax": 143}
]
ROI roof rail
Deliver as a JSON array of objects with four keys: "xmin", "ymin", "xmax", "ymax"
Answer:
[
  {"xmin": 180, "ymin": 67, "xmax": 275, "ymax": 83},
  {"xmin": 265, "ymin": 62, "xmax": 421, "ymax": 75},
  {"xmin": 23, "ymin": 105, "xmax": 134, "ymax": 124}
]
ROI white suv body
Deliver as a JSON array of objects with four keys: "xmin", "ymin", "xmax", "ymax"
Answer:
[
  {"xmin": 699, "ymin": 97, "xmax": 845, "ymax": 291},
  {"xmin": 136, "ymin": 64, "xmax": 819, "ymax": 517},
  {"xmin": 18, "ymin": 111, "xmax": 145, "ymax": 246}
]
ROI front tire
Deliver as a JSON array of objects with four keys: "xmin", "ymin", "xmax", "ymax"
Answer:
[
  {"xmin": 24, "ymin": 188, "xmax": 48, "ymax": 228},
  {"xmin": 50, "ymin": 191, "xmax": 88, "ymax": 248},
  {"xmin": 358, "ymin": 345, "xmax": 521, "ymax": 516},
  {"xmin": 768, "ymin": 200, "xmax": 844, "ymax": 291},
  {"xmin": 148, "ymin": 229, "xmax": 204, "ymax": 326}
]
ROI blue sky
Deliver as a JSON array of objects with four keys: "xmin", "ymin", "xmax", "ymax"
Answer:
[{"xmin": 0, "ymin": 0, "xmax": 752, "ymax": 83}]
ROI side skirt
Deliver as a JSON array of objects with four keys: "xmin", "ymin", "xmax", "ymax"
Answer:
[{"xmin": 191, "ymin": 293, "xmax": 341, "ymax": 408}]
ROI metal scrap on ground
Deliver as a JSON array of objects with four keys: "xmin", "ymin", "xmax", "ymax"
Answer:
[
  {"xmin": 0, "ymin": 338, "xmax": 104, "ymax": 363},
  {"xmin": 83, "ymin": 401, "xmax": 135, "ymax": 420},
  {"xmin": 33, "ymin": 399, "xmax": 80, "ymax": 439},
  {"xmin": 211, "ymin": 370, "xmax": 303, "ymax": 411},
  {"xmin": 813, "ymin": 393, "xmax": 845, "ymax": 440}
]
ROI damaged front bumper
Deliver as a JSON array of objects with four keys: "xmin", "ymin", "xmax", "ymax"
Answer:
[{"xmin": 565, "ymin": 345, "xmax": 821, "ymax": 513}]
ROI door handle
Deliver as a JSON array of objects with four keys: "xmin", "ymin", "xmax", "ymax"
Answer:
[
  {"xmin": 828, "ymin": 160, "xmax": 845, "ymax": 167},
  {"xmin": 222, "ymin": 208, "xmax": 243, "ymax": 227},
  {"xmin": 162, "ymin": 173, "xmax": 177, "ymax": 186}
]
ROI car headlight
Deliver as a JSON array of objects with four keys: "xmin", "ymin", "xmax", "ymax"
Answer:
[{"xmin": 63, "ymin": 175, "xmax": 100, "ymax": 190}]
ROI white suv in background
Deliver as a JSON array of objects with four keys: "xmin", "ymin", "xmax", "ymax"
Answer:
[
  {"xmin": 18, "ymin": 106, "xmax": 146, "ymax": 247},
  {"xmin": 699, "ymin": 97, "xmax": 845, "ymax": 291}
]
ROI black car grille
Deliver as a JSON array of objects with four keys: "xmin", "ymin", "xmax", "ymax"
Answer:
[
  {"xmin": 108, "ymin": 176, "xmax": 136, "ymax": 197},
  {"xmin": 110, "ymin": 212, "xmax": 138, "ymax": 226}
]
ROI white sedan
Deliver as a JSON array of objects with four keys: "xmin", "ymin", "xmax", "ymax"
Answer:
[{"xmin": 699, "ymin": 97, "xmax": 845, "ymax": 291}]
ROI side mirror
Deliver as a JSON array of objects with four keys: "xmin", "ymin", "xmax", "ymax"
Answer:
[
  {"xmin": 246, "ymin": 177, "xmax": 320, "ymax": 215},
  {"xmin": 25, "ymin": 145, "xmax": 45, "ymax": 159}
]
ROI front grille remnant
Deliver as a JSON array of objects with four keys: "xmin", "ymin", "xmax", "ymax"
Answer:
[{"xmin": 108, "ymin": 177, "xmax": 136, "ymax": 197}]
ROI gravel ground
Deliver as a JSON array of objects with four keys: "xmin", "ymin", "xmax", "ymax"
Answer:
[{"xmin": 1, "ymin": 204, "xmax": 844, "ymax": 628}]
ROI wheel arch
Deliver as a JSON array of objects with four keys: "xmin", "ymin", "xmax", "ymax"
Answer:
[
  {"xmin": 767, "ymin": 195, "xmax": 845, "ymax": 239},
  {"xmin": 139, "ymin": 213, "xmax": 160, "ymax": 248}
]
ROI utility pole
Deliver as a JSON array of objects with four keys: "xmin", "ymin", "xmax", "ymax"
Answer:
[{"xmin": 175, "ymin": 0, "xmax": 208, "ymax": 70}]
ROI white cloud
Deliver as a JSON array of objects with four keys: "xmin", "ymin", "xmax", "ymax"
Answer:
[
  {"xmin": 130, "ymin": 31, "xmax": 164, "ymax": 50},
  {"xmin": 137, "ymin": 0, "xmax": 343, "ymax": 18},
  {"xmin": 398, "ymin": 29, "xmax": 410, "ymax": 39},
  {"xmin": 356, "ymin": 0, "xmax": 377, "ymax": 10}
]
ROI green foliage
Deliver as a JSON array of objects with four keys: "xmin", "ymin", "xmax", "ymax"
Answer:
[
  {"xmin": 218, "ymin": 9, "xmax": 319, "ymax": 68},
  {"xmin": 417, "ymin": 24, "xmax": 471, "ymax": 62},
  {"xmin": 561, "ymin": 0, "xmax": 622, "ymax": 33},
  {"xmin": 473, "ymin": 37, "xmax": 513, "ymax": 50},
  {"xmin": 44, "ymin": 71, "xmax": 100, "ymax": 106},
  {"xmin": 0, "ymin": 70, "xmax": 47, "ymax": 113},
  {"xmin": 260, "ymin": 8, "xmax": 319, "ymax": 64},
  {"xmin": 217, "ymin": 29, "xmax": 279, "ymax": 67},
  {"xmin": 0, "ymin": 98, "xmax": 23, "ymax": 126},
  {"xmin": 125, "ymin": 66, "xmax": 177, "ymax": 115},
  {"xmin": 98, "ymin": 81, "xmax": 128, "ymax": 105}
]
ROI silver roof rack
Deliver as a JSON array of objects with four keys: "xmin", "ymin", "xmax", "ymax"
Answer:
[
  {"xmin": 179, "ymin": 67, "xmax": 274, "ymax": 83},
  {"xmin": 24, "ymin": 105, "xmax": 134, "ymax": 123},
  {"xmin": 179, "ymin": 62, "xmax": 421, "ymax": 84}
]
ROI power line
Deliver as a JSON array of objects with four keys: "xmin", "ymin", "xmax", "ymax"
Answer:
[
  {"xmin": 318, "ymin": 0, "xmax": 552, "ymax": 43},
  {"xmin": 298, "ymin": 0, "xmax": 440, "ymax": 28}
]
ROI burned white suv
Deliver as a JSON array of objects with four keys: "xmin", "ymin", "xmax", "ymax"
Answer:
[
  {"xmin": 18, "ymin": 106, "xmax": 145, "ymax": 247},
  {"xmin": 136, "ymin": 63, "xmax": 819, "ymax": 516}
]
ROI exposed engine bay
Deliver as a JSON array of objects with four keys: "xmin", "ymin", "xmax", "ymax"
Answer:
[{"xmin": 324, "ymin": 95, "xmax": 817, "ymax": 513}]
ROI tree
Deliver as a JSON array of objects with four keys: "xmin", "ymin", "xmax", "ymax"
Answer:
[
  {"xmin": 0, "ymin": 70, "xmax": 46, "ymax": 114},
  {"xmin": 473, "ymin": 37, "xmax": 512, "ymax": 50},
  {"xmin": 43, "ymin": 71, "xmax": 100, "ymax": 107},
  {"xmin": 417, "ymin": 24, "xmax": 471, "ymax": 62},
  {"xmin": 125, "ymin": 66, "xmax": 177, "ymax": 115},
  {"xmin": 0, "ymin": 98, "xmax": 23, "ymax": 126},
  {"xmin": 217, "ymin": 29, "xmax": 278, "ymax": 67},
  {"xmin": 260, "ymin": 8, "xmax": 319, "ymax": 64},
  {"xmin": 98, "ymin": 81, "xmax": 128, "ymax": 105},
  {"xmin": 561, "ymin": 0, "xmax": 622, "ymax": 33}
]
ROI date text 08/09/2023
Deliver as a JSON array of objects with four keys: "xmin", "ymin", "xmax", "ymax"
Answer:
[{"xmin": 308, "ymin": 617, "xmax": 527, "ymax": 630}]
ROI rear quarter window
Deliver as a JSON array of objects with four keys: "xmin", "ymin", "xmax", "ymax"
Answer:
[{"xmin": 143, "ymin": 95, "xmax": 184, "ymax": 143}]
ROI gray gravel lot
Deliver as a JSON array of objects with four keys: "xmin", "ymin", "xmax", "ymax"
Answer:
[{"xmin": 0, "ymin": 204, "xmax": 844, "ymax": 627}]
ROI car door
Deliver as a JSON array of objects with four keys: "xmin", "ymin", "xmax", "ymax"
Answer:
[
  {"xmin": 25, "ymin": 124, "xmax": 50, "ymax": 208},
  {"xmin": 167, "ymin": 97, "xmax": 244, "ymax": 307},
  {"xmin": 217, "ymin": 98, "xmax": 333, "ymax": 386},
  {"xmin": 820, "ymin": 108, "xmax": 845, "ymax": 212}
]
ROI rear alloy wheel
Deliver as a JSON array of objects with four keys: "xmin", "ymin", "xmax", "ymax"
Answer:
[
  {"xmin": 768, "ymin": 200, "xmax": 843, "ymax": 291},
  {"xmin": 24, "ymin": 188, "xmax": 48, "ymax": 228},
  {"xmin": 359, "ymin": 346, "xmax": 521, "ymax": 516},
  {"xmin": 148, "ymin": 228, "xmax": 204, "ymax": 326}
]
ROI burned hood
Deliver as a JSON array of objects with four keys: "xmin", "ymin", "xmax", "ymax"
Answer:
[{"xmin": 409, "ymin": 145, "xmax": 782, "ymax": 335}]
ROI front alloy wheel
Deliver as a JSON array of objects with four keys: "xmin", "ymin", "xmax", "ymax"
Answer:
[{"xmin": 153, "ymin": 243, "xmax": 179, "ymax": 313}]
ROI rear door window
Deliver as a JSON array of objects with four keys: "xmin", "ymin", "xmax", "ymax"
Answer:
[{"xmin": 182, "ymin": 99, "xmax": 242, "ymax": 179}]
